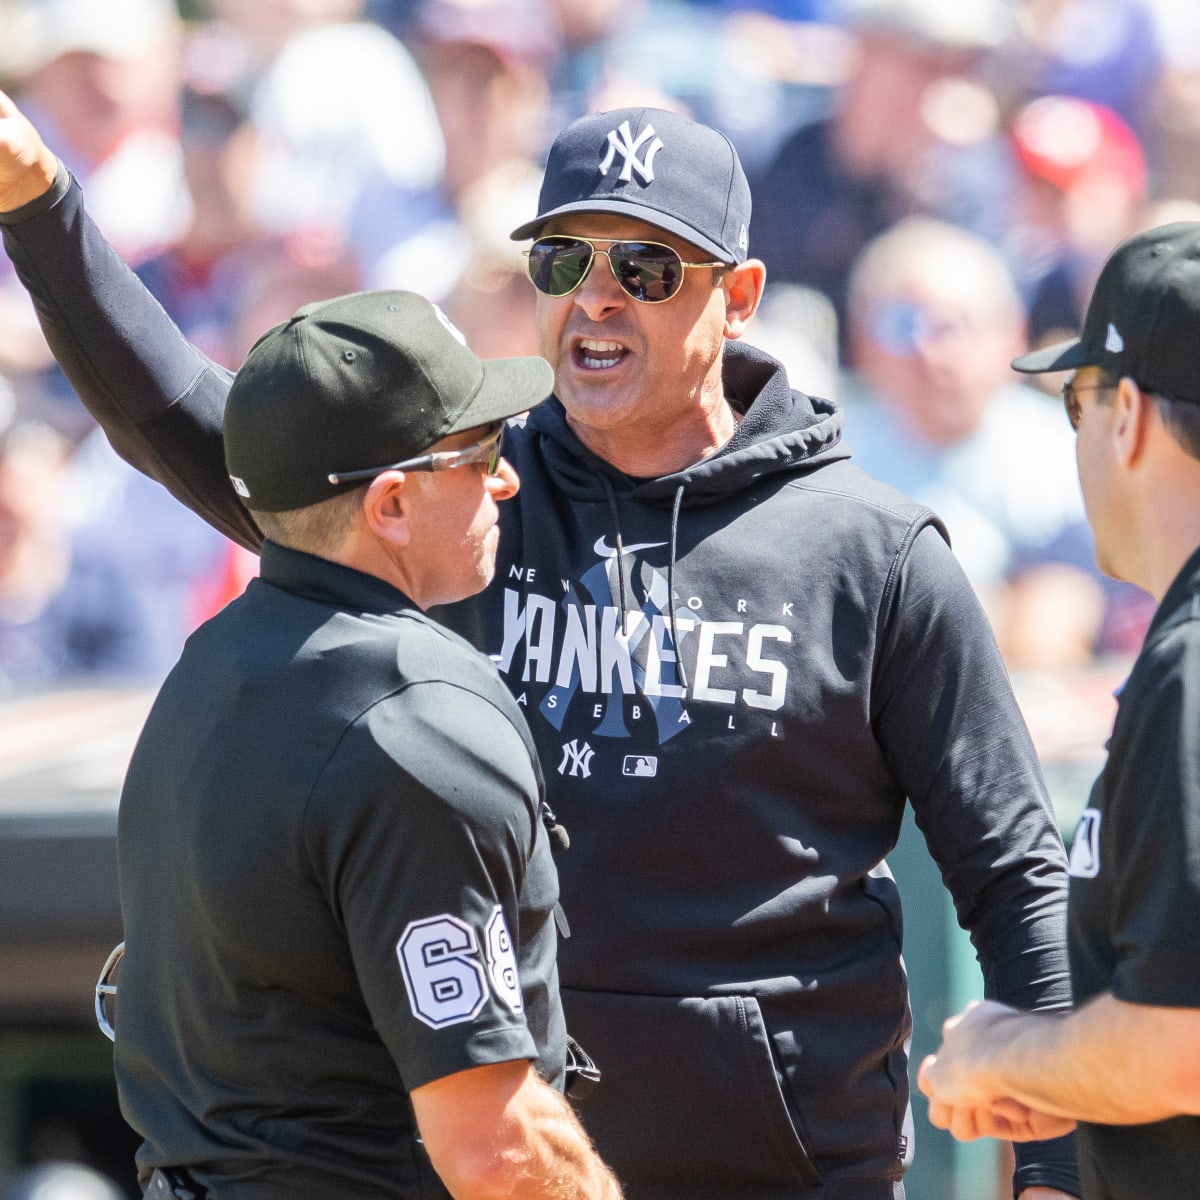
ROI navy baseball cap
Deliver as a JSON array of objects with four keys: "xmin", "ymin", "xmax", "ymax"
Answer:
[
  {"xmin": 511, "ymin": 107, "xmax": 751, "ymax": 263},
  {"xmin": 1012, "ymin": 221, "xmax": 1200, "ymax": 404}
]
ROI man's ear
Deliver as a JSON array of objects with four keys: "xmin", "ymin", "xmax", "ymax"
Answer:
[
  {"xmin": 723, "ymin": 258, "xmax": 766, "ymax": 340},
  {"xmin": 362, "ymin": 472, "xmax": 413, "ymax": 548},
  {"xmin": 1113, "ymin": 377, "xmax": 1153, "ymax": 469}
]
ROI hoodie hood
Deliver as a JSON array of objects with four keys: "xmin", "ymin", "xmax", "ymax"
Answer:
[{"xmin": 522, "ymin": 341, "xmax": 848, "ymax": 506}]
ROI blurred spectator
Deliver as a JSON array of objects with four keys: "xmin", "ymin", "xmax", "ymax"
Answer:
[
  {"xmin": 1144, "ymin": 0, "xmax": 1200, "ymax": 200},
  {"xmin": 441, "ymin": 160, "xmax": 544, "ymax": 359},
  {"xmin": 224, "ymin": 230, "xmax": 364, "ymax": 365},
  {"xmin": 413, "ymin": 0, "xmax": 559, "ymax": 206},
  {"xmin": 0, "ymin": 2, "xmax": 269, "ymax": 689},
  {"xmin": 0, "ymin": 0, "xmax": 186, "ymax": 261},
  {"xmin": 750, "ymin": 0, "xmax": 1016, "ymax": 361},
  {"xmin": 841, "ymin": 216, "xmax": 1108, "ymax": 668},
  {"xmin": 403, "ymin": 0, "xmax": 560, "ymax": 348},
  {"xmin": 198, "ymin": 0, "xmax": 363, "ymax": 65},
  {"xmin": 186, "ymin": 229, "xmax": 368, "ymax": 622},
  {"xmin": 0, "ymin": 0, "xmax": 186, "ymax": 398},
  {"xmin": 999, "ymin": 0, "xmax": 1165, "ymax": 145},
  {"xmin": 1005, "ymin": 93, "xmax": 1147, "ymax": 348},
  {"xmin": 542, "ymin": 0, "xmax": 633, "ymax": 126},
  {"xmin": 0, "ymin": 414, "xmax": 161, "ymax": 693},
  {"xmin": 194, "ymin": 0, "xmax": 445, "ymax": 288},
  {"xmin": 543, "ymin": 0, "xmax": 844, "ymax": 172},
  {"xmin": 134, "ymin": 70, "xmax": 264, "ymax": 367}
]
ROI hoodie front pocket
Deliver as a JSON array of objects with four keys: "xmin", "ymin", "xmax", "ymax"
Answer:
[{"xmin": 562, "ymin": 987, "xmax": 820, "ymax": 1199}]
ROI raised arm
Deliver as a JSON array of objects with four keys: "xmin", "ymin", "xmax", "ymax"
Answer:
[{"xmin": 0, "ymin": 88, "xmax": 261, "ymax": 551}]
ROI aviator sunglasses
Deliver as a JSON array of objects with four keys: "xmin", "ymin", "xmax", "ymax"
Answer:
[
  {"xmin": 327, "ymin": 424, "xmax": 505, "ymax": 486},
  {"xmin": 525, "ymin": 235, "xmax": 728, "ymax": 304}
]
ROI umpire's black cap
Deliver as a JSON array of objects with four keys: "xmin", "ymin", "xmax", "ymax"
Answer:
[
  {"xmin": 223, "ymin": 291, "xmax": 553, "ymax": 512},
  {"xmin": 1012, "ymin": 222, "xmax": 1200, "ymax": 404}
]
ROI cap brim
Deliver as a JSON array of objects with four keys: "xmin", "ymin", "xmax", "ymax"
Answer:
[
  {"xmin": 446, "ymin": 355, "xmax": 555, "ymax": 434},
  {"xmin": 1011, "ymin": 336, "xmax": 1095, "ymax": 374},
  {"xmin": 511, "ymin": 198, "xmax": 736, "ymax": 263}
]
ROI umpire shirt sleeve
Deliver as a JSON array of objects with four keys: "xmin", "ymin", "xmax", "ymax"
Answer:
[
  {"xmin": 302, "ymin": 681, "xmax": 548, "ymax": 1090},
  {"xmin": 871, "ymin": 523, "xmax": 1078, "ymax": 1197}
]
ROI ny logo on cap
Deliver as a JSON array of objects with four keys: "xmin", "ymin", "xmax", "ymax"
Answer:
[{"xmin": 599, "ymin": 121, "xmax": 664, "ymax": 185}]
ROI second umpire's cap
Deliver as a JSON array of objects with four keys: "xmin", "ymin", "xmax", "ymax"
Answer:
[
  {"xmin": 510, "ymin": 107, "xmax": 751, "ymax": 263},
  {"xmin": 1012, "ymin": 222, "xmax": 1200, "ymax": 404},
  {"xmin": 224, "ymin": 291, "xmax": 554, "ymax": 512}
]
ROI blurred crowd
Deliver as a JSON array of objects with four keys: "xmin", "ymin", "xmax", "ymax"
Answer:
[{"xmin": 0, "ymin": 0, "xmax": 1194, "ymax": 696}]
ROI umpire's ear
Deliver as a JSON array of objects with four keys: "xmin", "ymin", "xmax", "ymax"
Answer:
[{"xmin": 361, "ymin": 471, "xmax": 414, "ymax": 550}]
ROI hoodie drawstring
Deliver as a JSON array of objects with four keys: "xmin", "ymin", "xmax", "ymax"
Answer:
[
  {"xmin": 668, "ymin": 483, "xmax": 688, "ymax": 691},
  {"xmin": 599, "ymin": 476, "xmax": 690, "ymax": 693},
  {"xmin": 600, "ymin": 476, "xmax": 630, "ymax": 627}
]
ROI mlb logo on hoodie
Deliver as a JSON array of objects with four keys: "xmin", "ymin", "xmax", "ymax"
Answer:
[{"xmin": 623, "ymin": 755, "xmax": 658, "ymax": 777}]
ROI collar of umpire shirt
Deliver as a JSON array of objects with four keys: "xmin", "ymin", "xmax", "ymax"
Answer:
[{"xmin": 258, "ymin": 539, "xmax": 422, "ymax": 615}]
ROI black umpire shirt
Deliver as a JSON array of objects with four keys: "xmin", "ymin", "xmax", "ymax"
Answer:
[
  {"xmin": 114, "ymin": 541, "xmax": 565, "ymax": 1199},
  {"xmin": 1066, "ymin": 545, "xmax": 1200, "ymax": 1200}
]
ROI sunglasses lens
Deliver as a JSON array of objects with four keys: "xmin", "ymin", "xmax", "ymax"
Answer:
[
  {"xmin": 528, "ymin": 238, "xmax": 593, "ymax": 296},
  {"xmin": 612, "ymin": 242, "xmax": 684, "ymax": 302},
  {"xmin": 487, "ymin": 427, "xmax": 504, "ymax": 475}
]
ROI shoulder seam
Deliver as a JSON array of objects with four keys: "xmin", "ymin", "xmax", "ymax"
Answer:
[{"xmin": 784, "ymin": 476, "xmax": 930, "ymax": 523}]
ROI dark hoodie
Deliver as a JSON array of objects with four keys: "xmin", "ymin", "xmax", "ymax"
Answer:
[{"xmin": 1, "ymin": 168, "xmax": 1077, "ymax": 1199}]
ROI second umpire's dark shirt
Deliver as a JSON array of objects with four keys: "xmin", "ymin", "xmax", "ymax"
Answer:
[
  {"xmin": 115, "ymin": 542, "xmax": 565, "ymax": 1199},
  {"xmin": 1067, "ymin": 545, "xmax": 1200, "ymax": 1200}
]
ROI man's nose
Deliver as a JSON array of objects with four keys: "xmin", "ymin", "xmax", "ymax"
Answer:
[{"xmin": 573, "ymin": 249, "xmax": 627, "ymax": 318}]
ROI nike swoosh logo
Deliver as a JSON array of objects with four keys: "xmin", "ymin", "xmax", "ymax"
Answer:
[{"xmin": 594, "ymin": 537, "xmax": 668, "ymax": 558}]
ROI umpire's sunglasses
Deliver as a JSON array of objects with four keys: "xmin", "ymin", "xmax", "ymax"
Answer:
[
  {"xmin": 1060, "ymin": 376, "xmax": 1118, "ymax": 432},
  {"xmin": 525, "ymin": 235, "xmax": 727, "ymax": 304},
  {"xmin": 327, "ymin": 424, "xmax": 504, "ymax": 486}
]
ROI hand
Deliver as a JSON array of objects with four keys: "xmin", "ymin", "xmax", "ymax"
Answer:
[
  {"xmin": 918, "ymin": 999, "xmax": 1017, "ymax": 1110},
  {"xmin": 918, "ymin": 1001, "xmax": 1077, "ymax": 1144},
  {"xmin": 0, "ymin": 88, "xmax": 59, "ymax": 212},
  {"xmin": 921, "ymin": 1086, "xmax": 1076, "ymax": 1143}
]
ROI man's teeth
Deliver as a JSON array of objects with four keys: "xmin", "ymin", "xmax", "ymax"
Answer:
[{"xmin": 580, "ymin": 339, "xmax": 622, "ymax": 368}]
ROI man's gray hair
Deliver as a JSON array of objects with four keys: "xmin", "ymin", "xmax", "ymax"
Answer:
[{"xmin": 249, "ymin": 484, "xmax": 369, "ymax": 555}]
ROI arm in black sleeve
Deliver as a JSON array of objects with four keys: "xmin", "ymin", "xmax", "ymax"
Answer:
[
  {"xmin": 0, "ymin": 163, "xmax": 262, "ymax": 551},
  {"xmin": 872, "ymin": 523, "xmax": 1079, "ymax": 1198}
]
